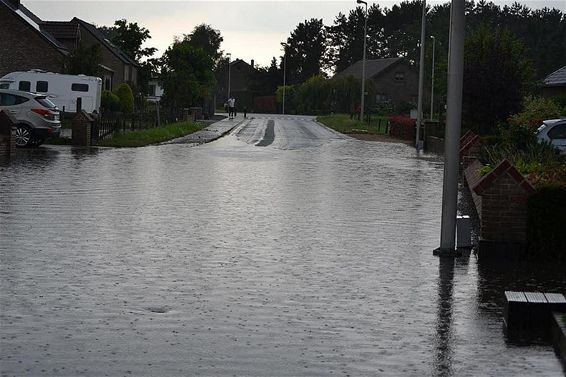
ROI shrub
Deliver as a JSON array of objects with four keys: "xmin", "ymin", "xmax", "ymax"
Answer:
[
  {"xmin": 527, "ymin": 184, "xmax": 566, "ymax": 261},
  {"xmin": 389, "ymin": 115, "xmax": 415, "ymax": 140},
  {"xmin": 479, "ymin": 141, "xmax": 563, "ymax": 184},
  {"xmin": 508, "ymin": 95, "xmax": 561, "ymax": 130},
  {"xmin": 101, "ymin": 90, "xmax": 120, "ymax": 112},
  {"xmin": 113, "ymin": 83, "xmax": 134, "ymax": 114},
  {"xmin": 499, "ymin": 122, "xmax": 537, "ymax": 150}
]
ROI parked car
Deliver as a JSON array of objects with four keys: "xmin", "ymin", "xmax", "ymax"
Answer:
[
  {"xmin": 0, "ymin": 89, "xmax": 61, "ymax": 147},
  {"xmin": 536, "ymin": 119, "xmax": 566, "ymax": 154}
]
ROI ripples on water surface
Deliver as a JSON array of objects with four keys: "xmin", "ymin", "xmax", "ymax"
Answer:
[{"xmin": 1, "ymin": 118, "xmax": 565, "ymax": 376}]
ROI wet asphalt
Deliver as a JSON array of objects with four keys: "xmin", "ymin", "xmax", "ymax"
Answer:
[{"xmin": 1, "ymin": 114, "xmax": 565, "ymax": 376}]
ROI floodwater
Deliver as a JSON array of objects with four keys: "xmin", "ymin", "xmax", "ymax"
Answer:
[{"xmin": 1, "ymin": 115, "xmax": 565, "ymax": 376}]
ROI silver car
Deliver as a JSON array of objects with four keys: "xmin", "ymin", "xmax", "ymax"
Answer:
[
  {"xmin": 537, "ymin": 118, "xmax": 566, "ymax": 154},
  {"xmin": 0, "ymin": 89, "xmax": 61, "ymax": 147}
]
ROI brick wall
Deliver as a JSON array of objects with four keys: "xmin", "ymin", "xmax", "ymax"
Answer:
[
  {"xmin": 72, "ymin": 111, "xmax": 92, "ymax": 146},
  {"xmin": 463, "ymin": 159, "xmax": 484, "ymax": 218},
  {"xmin": 0, "ymin": 5, "xmax": 65, "ymax": 77},
  {"xmin": 471, "ymin": 159, "xmax": 535, "ymax": 243},
  {"xmin": 0, "ymin": 111, "xmax": 15, "ymax": 159},
  {"xmin": 76, "ymin": 25, "xmax": 127, "ymax": 88},
  {"xmin": 459, "ymin": 131, "xmax": 483, "ymax": 171}
]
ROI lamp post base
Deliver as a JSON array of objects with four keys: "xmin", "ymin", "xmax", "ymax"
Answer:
[{"xmin": 433, "ymin": 247, "xmax": 463, "ymax": 257}]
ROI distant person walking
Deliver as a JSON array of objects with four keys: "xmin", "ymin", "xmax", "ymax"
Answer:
[{"xmin": 228, "ymin": 97, "xmax": 235, "ymax": 119}]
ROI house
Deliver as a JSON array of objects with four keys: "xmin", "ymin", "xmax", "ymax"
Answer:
[
  {"xmin": 0, "ymin": 0, "xmax": 138, "ymax": 91},
  {"xmin": 41, "ymin": 18, "xmax": 139, "ymax": 91},
  {"xmin": 542, "ymin": 66, "xmax": 566, "ymax": 98},
  {"xmin": 0, "ymin": 0, "xmax": 68, "ymax": 77},
  {"xmin": 216, "ymin": 59, "xmax": 256, "ymax": 110},
  {"xmin": 333, "ymin": 58, "xmax": 419, "ymax": 111},
  {"xmin": 147, "ymin": 77, "xmax": 164, "ymax": 102}
]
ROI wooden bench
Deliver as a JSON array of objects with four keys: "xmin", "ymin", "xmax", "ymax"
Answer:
[{"xmin": 504, "ymin": 291, "xmax": 566, "ymax": 338}]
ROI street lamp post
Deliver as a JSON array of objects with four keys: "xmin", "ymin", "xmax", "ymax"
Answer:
[
  {"xmin": 415, "ymin": 0, "xmax": 427, "ymax": 150},
  {"xmin": 434, "ymin": 0, "xmax": 465, "ymax": 255},
  {"xmin": 281, "ymin": 43, "xmax": 287, "ymax": 115},
  {"xmin": 357, "ymin": 0, "xmax": 368, "ymax": 122},
  {"xmin": 226, "ymin": 53, "xmax": 231, "ymax": 99},
  {"xmin": 430, "ymin": 35, "xmax": 436, "ymax": 120}
]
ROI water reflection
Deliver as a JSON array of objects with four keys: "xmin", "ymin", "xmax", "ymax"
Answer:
[{"xmin": 434, "ymin": 257, "xmax": 455, "ymax": 376}]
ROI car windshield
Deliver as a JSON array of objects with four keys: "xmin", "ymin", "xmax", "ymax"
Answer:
[{"xmin": 34, "ymin": 96, "xmax": 58, "ymax": 110}]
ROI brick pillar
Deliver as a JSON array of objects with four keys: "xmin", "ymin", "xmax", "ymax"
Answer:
[
  {"xmin": 472, "ymin": 159, "xmax": 535, "ymax": 245},
  {"xmin": 459, "ymin": 131, "xmax": 482, "ymax": 171},
  {"xmin": 72, "ymin": 110, "xmax": 93, "ymax": 146},
  {"xmin": 0, "ymin": 110, "xmax": 16, "ymax": 159}
]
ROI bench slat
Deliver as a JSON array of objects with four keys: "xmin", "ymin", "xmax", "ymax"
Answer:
[
  {"xmin": 505, "ymin": 291, "xmax": 527, "ymax": 302},
  {"xmin": 524, "ymin": 292, "xmax": 547, "ymax": 303},
  {"xmin": 543, "ymin": 293, "xmax": 566, "ymax": 303}
]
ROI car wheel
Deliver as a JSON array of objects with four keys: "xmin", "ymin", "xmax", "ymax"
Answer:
[{"xmin": 14, "ymin": 125, "xmax": 32, "ymax": 147}]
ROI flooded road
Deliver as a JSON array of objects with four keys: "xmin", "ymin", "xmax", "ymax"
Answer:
[{"xmin": 1, "ymin": 115, "xmax": 565, "ymax": 376}]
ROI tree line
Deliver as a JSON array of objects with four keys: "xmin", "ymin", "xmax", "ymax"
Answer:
[{"xmin": 67, "ymin": 0, "xmax": 565, "ymax": 133}]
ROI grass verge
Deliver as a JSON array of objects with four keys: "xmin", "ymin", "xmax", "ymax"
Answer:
[
  {"xmin": 96, "ymin": 121, "xmax": 206, "ymax": 148},
  {"xmin": 317, "ymin": 113, "xmax": 390, "ymax": 135}
]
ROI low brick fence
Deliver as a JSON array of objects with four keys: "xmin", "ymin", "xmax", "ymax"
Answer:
[
  {"xmin": 460, "ymin": 132, "xmax": 537, "ymax": 258},
  {"xmin": 0, "ymin": 110, "xmax": 16, "ymax": 159}
]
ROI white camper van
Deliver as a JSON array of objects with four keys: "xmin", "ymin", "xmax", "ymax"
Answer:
[{"xmin": 0, "ymin": 71, "xmax": 102, "ymax": 114}]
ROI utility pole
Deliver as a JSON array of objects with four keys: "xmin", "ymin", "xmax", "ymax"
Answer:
[
  {"xmin": 281, "ymin": 43, "xmax": 287, "ymax": 115},
  {"xmin": 357, "ymin": 0, "xmax": 368, "ymax": 122},
  {"xmin": 416, "ymin": 0, "xmax": 427, "ymax": 150},
  {"xmin": 227, "ymin": 53, "xmax": 231, "ymax": 99},
  {"xmin": 434, "ymin": 0, "xmax": 465, "ymax": 256},
  {"xmin": 430, "ymin": 35, "xmax": 436, "ymax": 120}
]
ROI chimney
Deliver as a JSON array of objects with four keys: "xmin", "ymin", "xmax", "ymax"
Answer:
[{"xmin": 251, "ymin": 59, "xmax": 254, "ymax": 68}]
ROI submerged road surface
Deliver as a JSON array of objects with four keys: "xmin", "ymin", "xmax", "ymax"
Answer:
[{"xmin": 1, "ymin": 115, "xmax": 565, "ymax": 376}]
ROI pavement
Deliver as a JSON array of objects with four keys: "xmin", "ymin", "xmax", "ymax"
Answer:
[
  {"xmin": 161, "ymin": 114, "xmax": 248, "ymax": 145},
  {"xmin": 58, "ymin": 114, "xmax": 249, "ymax": 145}
]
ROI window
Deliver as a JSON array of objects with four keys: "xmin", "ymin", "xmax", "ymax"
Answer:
[
  {"xmin": 0, "ymin": 83, "xmax": 9, "ymax": 89},
  {"xmin": 71, "ymin": 83, "xmax": 89, "ymax": 92},
  {"xmin": 0, "ymin": 93, "xmax": 28, "ymax": 106},
  {"xmin": 18, "ymin": 81, "xmax": 31, "ymax": 91},
  {"xmin": 394, "ymin": 72, "xmax": 405, "ymax": 82},
  {"xmin": 148, "ymin": 84, "xmax": 156, "ymax": 97},
  {"xmin": 36, "ymin": 81, "xmax": 48, "ymax": 92},
  {"xmin": 548, "ymin": 123, "xmax": 566, "ymax": 139},
  {"xmin": 35, "ymin": 97, "xmax": 56, "ymax": 109},
  {"xmin": 104, "ymin": 76, "xmax": 112, "ymax": 91}
]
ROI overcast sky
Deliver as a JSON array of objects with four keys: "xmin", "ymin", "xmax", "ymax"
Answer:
[{"xmin": 28, "ymin": 1, "xmax": 565, "ymax": 68}]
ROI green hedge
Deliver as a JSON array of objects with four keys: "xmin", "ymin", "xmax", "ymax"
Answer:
[
  {"xmin": 527, "ymin": 184, "xmax": 566, "ymax": 261},
  {"xmin": 114, "ymin": 83, "xmax": 134, "ymax": 114}
]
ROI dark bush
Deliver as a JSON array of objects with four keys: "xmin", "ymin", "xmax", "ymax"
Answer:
[
  {"xmin": 101, "ymin": 90, "xmax": 120, "ymax": 112},
  {"xmin": 114, "ymin": 83, "xmax": 134, "ymax": 114},
  {"xmin": 527, "ymin": 184, "xmax": 566, "ymax": 261}
]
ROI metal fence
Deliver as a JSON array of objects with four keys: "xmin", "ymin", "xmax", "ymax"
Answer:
[{"xmin": 90, "ymin": 110, "xmax": 163, "ymax": 145}]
